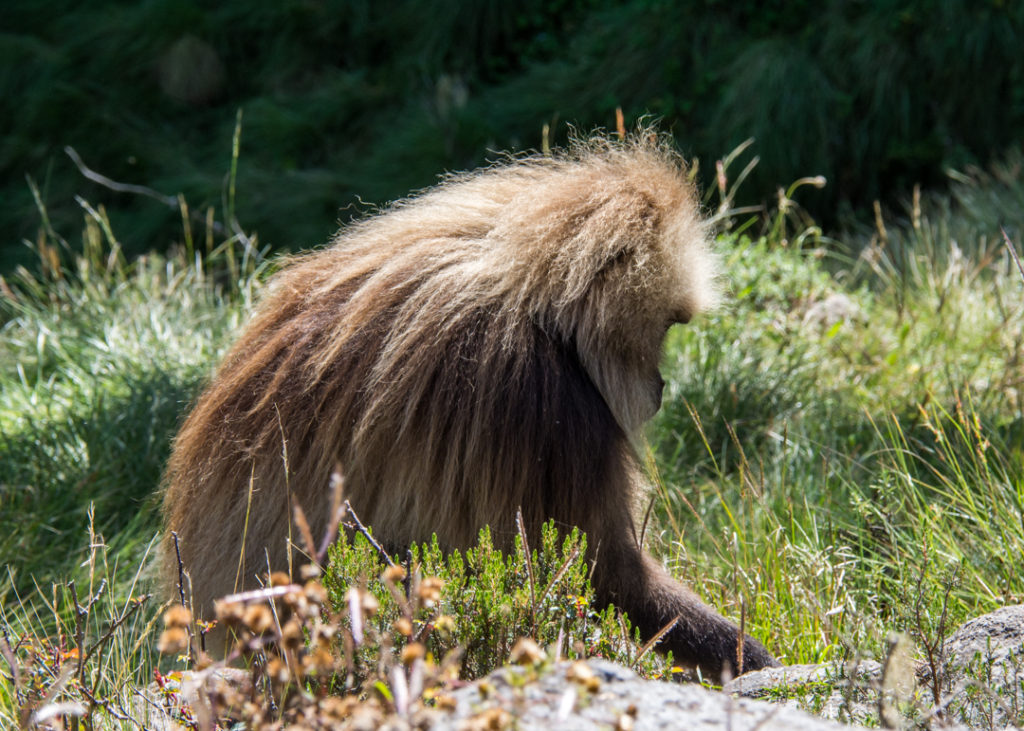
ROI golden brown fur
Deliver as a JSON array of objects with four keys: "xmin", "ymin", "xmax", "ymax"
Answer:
[{"xmin": 162, "ymin": 132, "xmax": 778, "ymax": 678}]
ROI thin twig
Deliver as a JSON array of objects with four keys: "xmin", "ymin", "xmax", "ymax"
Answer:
[
  {"xmin": 65, "ymin": 145, "xmax": 231, "ymax": 236},
  {"xmin": 172, "ymin": 532, "xmax": 186, "ymax": 608},
  {"xmin": 67, "ymin": 581, "xmax": 89, "ymax": 683},
  {"xmin": 638, "ymin": 495, "xmax": 656, "ymax": 550},
  {"xmin": 634, "ymin": 613, "xmax": 682, "ymax": 667},
  {"xmin": 1002, "ymin": 227, "xmax": 1024, "ymax": 283},
  {"xmin": 737, "ymin": 601, "xmax": 746, "ymax": 675},
  {"xmin": 536, "ymin": 544, "xmax": 582, "ymax": 610},
  {"xmin": 65, "ymin": 146, "xmax": 177, "ymax": 206},
  {"xmin": 0, "ymin": 633, "xmax": 20, "ymax": 695},
  {"xmin": 412, "ymin": 607, "xmax": 443, "ymax": 644},
  {"xmin": 78, "ymin": 684, "xmax": 133, "ymax": 723},
  {"xmin": 516, "ymin": 508, "xmax": 537, "ymax": 633},
  {"xmin": 343, "ymin": 500, "xmax": 396, "ymax": 567},
  {"xmin": 220, "ymin": 584, "xmax": 299, "ymax": 605},
  {"xmin": 403, "ymin": 549, "xmax": 413, "ymax": 602},
  {"xmin": 80, "ymin": 595, "xmax": 151, "ymax": 672}
]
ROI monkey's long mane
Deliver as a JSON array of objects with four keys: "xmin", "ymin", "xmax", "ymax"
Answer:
[{"xmin": 163, "ymin": 133, "xmax": 717, "ymax": 603}]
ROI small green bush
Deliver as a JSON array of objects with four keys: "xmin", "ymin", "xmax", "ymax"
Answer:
[{"xmin": 324, "ymin": 520, "xmax": 674, "ymax": 683}]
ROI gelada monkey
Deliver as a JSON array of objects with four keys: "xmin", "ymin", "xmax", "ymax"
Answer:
[{"xmin": 163, "ymin": 131, "xmax": 779, "ymax": 679}]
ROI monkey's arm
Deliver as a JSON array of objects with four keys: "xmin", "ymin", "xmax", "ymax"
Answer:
[
  {"xmin": 512, "ymin": 328, "xmax": 778, "ymax": 680},
  {"xmin": 593, "ymin": 536, "xmax": 779, "ymax": 681}
]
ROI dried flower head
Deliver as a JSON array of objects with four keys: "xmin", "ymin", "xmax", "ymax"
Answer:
[
  {"xmin": 417, "ymin": 577, "xmax": 444, "ymax": 606},
  {"xmin": 510, "ymin": 637, "xmax": 545, "ymax": 666},
  {"xmin": 401, "ymin": 642, "xmax": 426, "ymax": 666},
  {"xmin": 157, "ymin": 626, "xmax": 189, "ymax": 655},
  {"xmin": 162, "ymin": 605, "xmax": 192, "ymax": 629},
  {"xmin": 242, "ymin": 603, "xmax": 276, "ymax": 635}
]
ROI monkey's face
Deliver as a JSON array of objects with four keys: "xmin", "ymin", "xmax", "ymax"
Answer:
[
  {"xmin": 576, "ymin": 246, "xmax": 711, "ymax": 436},
  {"xmin": 635, "ymin": 301, "xmax": 697, "ymax": 422},
  {"xmin": 516, "ymin": 165, "xmax": 718, "ymax": 436}
]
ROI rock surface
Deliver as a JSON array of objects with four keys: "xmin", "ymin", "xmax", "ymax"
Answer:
[
  {"xmin": 943, "ymin": 604, "xmax": 1024, "ymax": 663},
  {"xmin": 937, "ymin": 604, "xmax": 1024, "ymax": 729},
  {"xmin": 725, "ymin": 605, "xmax": 1024, "ymax": 730},
  {"xmin": 723, "ymin": 659, "xmax": 885, "ymax": 724},
  {"xmin": 431, "ymin": 658, "xmax": 866, "ymax": 730}
]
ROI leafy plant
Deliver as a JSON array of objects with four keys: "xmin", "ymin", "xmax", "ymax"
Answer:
[{"xmin": 324, "ymin": 520, "xmax": 674, "ymax": 683}]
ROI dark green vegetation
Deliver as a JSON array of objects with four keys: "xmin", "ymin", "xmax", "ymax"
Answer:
[{"xmin": 4, "ymin": 0, "xmax": 1022, "ymax": 270}]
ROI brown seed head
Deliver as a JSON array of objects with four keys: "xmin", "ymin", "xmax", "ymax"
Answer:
[
  {"xmin": 242, "ymin": 603, "xmax": 276, "ymax": 635},
  {"xmin": 401, "ymin": 642, "xmax": 426, "ymax": 665},
  {"xmin": 302, "ymin": 646, "xmax": 336, "ymax": 676},
  {"xmin": 321, "ymin": 696, "xmax": 359, "ymax": 720},
  {"xmin": 360, "ymin": 591, "xmax": 380, "ymax": 616},
  {"xmin": 567, "ymin": 660, "xmax": 598, "ymax": 687},
  {"xmin": 509, "ymin": 637, "xmax": 545, "ymax": 666},
  {"xmin": 417, "ymin": 577, "xmax": 444, "ymax": 606},
  {"xmin": 157, "ymin": 627, "xmax": 189, "ymax": 655},
  {"xmin": 265, "ymin": 656, "xmax": 289, "ymax": 684},
  {"xmin": 268, "ymin": 571, "xmax": 292, "ymax": 587},
  {"xmin": 280, "ymin": 618, "xmax": 304, "ymax": 651},
  {"xmin": 435, "ymin": 693, "xmax": 458, "ymax": 711},
  {"xmin": 434, "ymin": 614, "xmax": 455, "ymax": 635},
  {"xmin": 473, "ymin": 707, "xmax": 510, "ymax": 730},
  {"xmin": 214, "ymin": 599, "xmax": 246, "ymax": 627},
  {"xmin": 162, "ymin": 605, "xmax": 192, "ymax": 629},
  {"xmin": 303, "ymin": 580, "xmax": 328, "ymax": 606}
]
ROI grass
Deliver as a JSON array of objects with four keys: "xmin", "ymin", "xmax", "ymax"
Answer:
[
  {"xmin": 1, "ymin": 146, "xmax": 1023, "ymax": 727},
  {"xmin": 653, "ymin": 225, "xmax": 1024, "ymax": 665},
  {"xmin": 0, "ymin": 207, "xmax": 266, "ymax": 608}
]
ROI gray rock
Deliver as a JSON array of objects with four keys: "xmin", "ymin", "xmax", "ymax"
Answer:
[
  {"xmin": 944, "ymin": 605, "xmax": 1024, "ymax": 665},
  {"xmin": 725, "ymin": 607, "xmax": 1024, "ymax": 730},
  {"xmin": 802, "ymin": 293, "xmax": 860, "ymax": 329},
  {"xmin": 431, "ymin": 658, "xmax": 867, "ymax": 730},
  {"xmin": 934, "ymin": 604, "xmax": 1024, "ymax": 729},
  {"xmin": 724, "ymin": 658, "xmax": 888, "ymax": 726}
]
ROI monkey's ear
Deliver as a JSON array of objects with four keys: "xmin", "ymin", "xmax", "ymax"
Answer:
[
  {"xmin": 591, "ymin": 193, "xmax": 664, "ymax": 278},
  {"xmin": 594, "ymin": 247, "xmax": 633, "ymax": 280}
]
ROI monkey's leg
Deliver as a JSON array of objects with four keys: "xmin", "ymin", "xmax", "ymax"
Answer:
[{"xmin": 593, "ymin": 539, "xmax": 779, "ymax": 681}]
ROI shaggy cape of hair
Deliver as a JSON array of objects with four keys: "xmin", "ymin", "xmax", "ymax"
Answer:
[{"xmin": 162, "ymin": 134, "xmax": 719, "ymax": 617}]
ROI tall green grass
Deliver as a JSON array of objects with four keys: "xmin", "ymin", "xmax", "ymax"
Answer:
[
  {"xmin": 0, "ymin": 195, "xmax": 268, "ymax": 727},
  {"xmin": 651, "ymin": 159, "xmax": 1024, "ymax": 667},
  {"xmin": 0, "ymin": 201, "xmax": 266, "ymax": 606}
]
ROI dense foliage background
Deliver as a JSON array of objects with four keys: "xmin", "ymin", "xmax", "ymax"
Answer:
[{"xmin": 4, "ymin": 0, "xmax": 1022, "ymax": 269}]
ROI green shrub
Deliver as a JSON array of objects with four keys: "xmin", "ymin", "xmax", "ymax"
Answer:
[{"xmin": 323, "ymin": 521, "xmax": 674, "ymax": 683}]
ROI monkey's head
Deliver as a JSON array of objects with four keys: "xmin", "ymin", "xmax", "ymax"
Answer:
[{"xmin": 486, "ymin": 135, "xmax": 720, "ymax": 435}]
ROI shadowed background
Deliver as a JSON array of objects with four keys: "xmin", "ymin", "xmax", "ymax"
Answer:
[{"xmin": 3, "ymin": 0, "xmax": 1022, "ymax": 270}]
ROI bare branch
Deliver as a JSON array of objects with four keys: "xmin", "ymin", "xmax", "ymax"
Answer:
[{"xmin": 343, "ymin": 500, "xmax": 396, "ymax": 568}]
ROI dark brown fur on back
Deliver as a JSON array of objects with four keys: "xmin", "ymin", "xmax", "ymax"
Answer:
[{"xmin": 162, "ymin": 133, "xmax": 779, "ymax": 679}]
